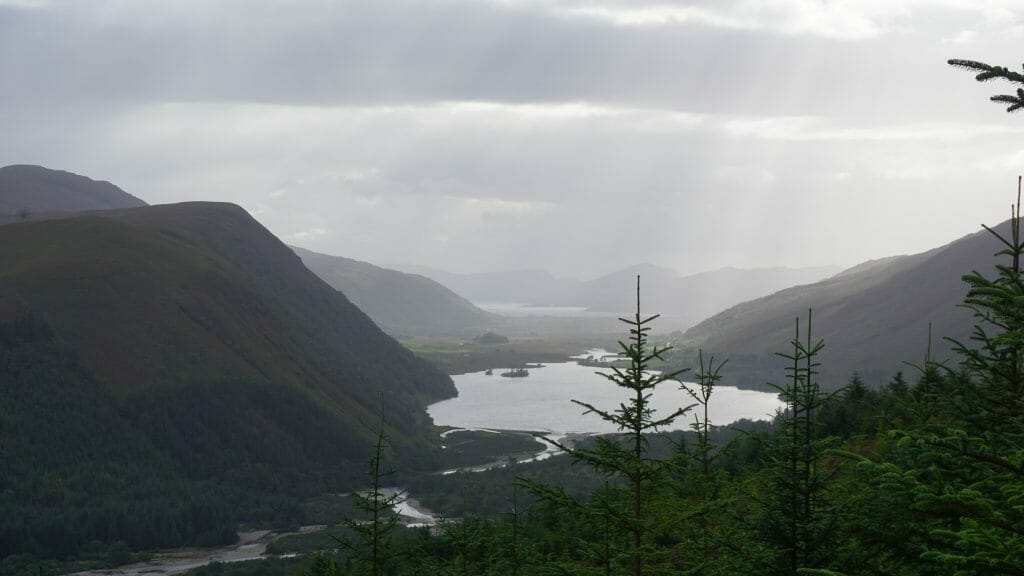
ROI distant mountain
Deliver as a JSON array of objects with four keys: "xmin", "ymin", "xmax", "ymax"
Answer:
[
  {"xmin": 401, "ymin": 262, "xmax": 840, "ymax": 329},
  {"xmin": 0, "ymin": 164, "xmax": 147, "ymax": 218},
  {"xmin": 292, "ymin": 246, "xmax": 498, "ymax": 336},
  {"xmin": 679, "ymin": 225, "xmax": 1004, "ymax": 390},
  {"xmin": 0, "ymin": 202, "xmax": 454, "ymax": 558},
  {"xmin": 394, "ymin": 265, "xmax": 583, "ymax": 305}
]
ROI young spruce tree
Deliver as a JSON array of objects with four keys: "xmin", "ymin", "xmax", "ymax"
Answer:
[
  {"xmin": 539, "ymin": 276, "xmax": 691, "ymax": 576},
  {"xmin": 760, "ymin": 310, "xmax": 842, "ymax": 576},
  {"xmin": 893, "ymin": 179, "xmax": 1024, "ymax": 574},
  {"xmin": 337, "ymin": 398, "xmax": 404, "ymax": 576}
]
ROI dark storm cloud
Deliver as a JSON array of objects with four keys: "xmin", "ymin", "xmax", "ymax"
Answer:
[{"xmin": 1, "ymin": 0, "xmax": 1013, "ymax": 121}]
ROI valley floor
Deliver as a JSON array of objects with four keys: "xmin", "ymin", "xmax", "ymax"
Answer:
[{"xmin": 66, "ymin": 530, "xmax": 306, "ymax": 576}]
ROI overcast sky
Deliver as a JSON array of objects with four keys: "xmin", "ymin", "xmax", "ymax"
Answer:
[{"xmin": 3, "ymin": 0, "xmax": 1024, "ymax": 278}]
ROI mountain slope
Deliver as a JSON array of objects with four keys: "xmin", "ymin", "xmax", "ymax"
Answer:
[
  {"xmin": 0, "ymin": 202, "xmax": 454, "ymax": 495},
  {"xmin": 680, "ymin": 225, "xmax": 1003, "ymax": 390},
  {"xmin": 0, "ymin": 322, "xmax": 240, "ymax": 560},
  {"xmin": 394, "ymin": 265, "xmax": 583, "ymax": 306},
  {"xmin": 293, "ymin": 246, "xmax": 497, "ymax": 336},
  {"xmin": 0, "ymin": 164, "xmax": 147, "ymax": 217},
  {"xmin": 580, "ymin": 263, "xmax": 841, "ymax": 325}
]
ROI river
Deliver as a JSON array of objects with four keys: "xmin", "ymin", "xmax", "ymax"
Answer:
[{"xmin": 67, "ymin": 529, "xmax": 313, "ymax": 576}]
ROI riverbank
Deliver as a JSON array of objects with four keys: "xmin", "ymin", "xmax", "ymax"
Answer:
[
  {"xmin": 436, "ymin": 428, "xmax": 548, "ymax": 471},
  {"xmin": 66, "ymin": 528, "xmax": 322, "ymax": 576}
]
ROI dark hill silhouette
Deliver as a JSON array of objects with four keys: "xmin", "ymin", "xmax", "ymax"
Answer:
[
  {"xmin": 0, "ymin": 164, "xmax": 147, "ymax": 218},
  {"xmin": 0, "ymin": 202, "xmax": 454, "ymax": 497}
]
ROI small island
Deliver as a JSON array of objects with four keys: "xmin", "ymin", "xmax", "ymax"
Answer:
[
  {"xmin": 500, "ymin": 367, "xmax": 530, "ymax": 378},
  {"xmin": 576, "ymin": 354, "xmax": 626, "ymax": 368}
]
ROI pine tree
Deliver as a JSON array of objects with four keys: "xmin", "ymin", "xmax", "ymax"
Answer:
[
  {"xmin": 910, "ymin": 179, "xmax": 1024, "ymax": 574},
  {"xmin": 760, "ymin": 310, "xmax": 841, "ymax": 576},
  {"xmin": 685, "ymin": 351, "xmax": 726, "ymax": 484},
  {"xmin": 674, "ymin": 350, "xmax": 728, "ymax": 573},
  {"xmin": 336, "ymin": 399, "xmax": 403, "ymax": 576},
  {"xmin": 534, "ymin": 276, "xmax": 691, "ymax": 576}
]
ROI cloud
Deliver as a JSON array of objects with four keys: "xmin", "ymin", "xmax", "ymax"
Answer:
[
  {"xmin": 287, "ymin": 227, "xmax": 329, "ymax": 243},
  {"xmin": 721, "ymin": 116, "xmax": 1024, "ymax": 141},
  {"xmin": 558, "ymin": 0, "xmax": 904, "ymax": 40},
  {"xmin": 1002, "ymin": 23, "xmax": 1024, "ymax": 38},
  {"xmin": 975, "ymin": 148, "xmax": 1024, "ymax": 171},
  {"xmin": 3, "ymin": 0, "xmax": 1024, "ymax": 278},
  {"xmin": 942, "ymin": 29, "xmax": 977, "ymax": 43},
  {"xmin": 443, "ymin": 195, "xmax": 556, "ymax": 218},
  {"xmin": 0, "ymin": 0, "xmax": 959, "ymax": 119},
  {"xmin": 0, "ymin": 0, "xmax": 51, "ymax": 8}
]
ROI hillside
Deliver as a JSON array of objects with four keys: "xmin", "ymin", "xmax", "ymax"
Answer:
[
  {"xmin": 394, "ymin": 265, "xmax": 582, "ymax": 306},
  {"xmin": 580, "ymin": 263, "xmax": 841, "ymax": 325},
  {"xmin": 292, "ymin": 246, "xmax": 497, "ymax": 336},
  {"xmin": 0, "ymin": 164, "xmax": 147, "ymax": 219},
  {"xmin": 1, "ymin": 321, "xmax": 241, "ymax": 562},
  {"xmin": 0, "ymin": 203, "xmax": 455, "ymax": 561},
  {"xmin": 679, "ymin": 224, "xmax": 1003, "ymax": 390}
]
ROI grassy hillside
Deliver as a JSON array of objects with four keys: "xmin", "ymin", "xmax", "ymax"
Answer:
[
  {"xmin": 678, "ymin": 224, "xmax": 1001, "ymax": 390},
  {"xmin": 0, "ymin": 203, "xmax": 456, "ymax": 564},
  {"xmin": 292, "ymin": 246, "xmax": 497, "ymax": 337},
  {"xmin": 0, "ymin": 164, "xmax": 146, "ymax": 218}
]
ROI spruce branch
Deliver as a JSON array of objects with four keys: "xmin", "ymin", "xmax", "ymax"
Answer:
[{"xmin": 949, "ymin": 59, "xmax": 1024, "ymax": 112}]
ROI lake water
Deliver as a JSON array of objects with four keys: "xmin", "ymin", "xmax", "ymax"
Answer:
[{"xmin": 428, "ymin": 350, "xmax": 785, "ymax": 435}]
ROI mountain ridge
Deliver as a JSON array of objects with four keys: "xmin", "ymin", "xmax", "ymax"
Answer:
[
  {"xmin": 293, "ymin": 246, "xmax": 497, "ymax": 337},
  {"xmin": 679, "ymin": 224, "xmax": 999, "ymax": 390},
  {"xmin": 0, "ymin": 166, "xmax": 459, "ymax": 562},
  {"xmin": 0, "ymin": 201, "xmax": 455, "ymax": 494},
  {"xmin": 0, "ymin": 164, "xmax": 147, "ymax": 216}
]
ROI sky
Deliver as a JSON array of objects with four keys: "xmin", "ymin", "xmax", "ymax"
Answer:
[{"xmin": 3, "ymin": 0, "xmax": 1024, "ymax": 279}]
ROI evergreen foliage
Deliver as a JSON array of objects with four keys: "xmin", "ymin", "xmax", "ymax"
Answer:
[
  {"xmin": 0, "ymin": 313, "xmax": 239, "ymax": 575},
  {"xmin": 336, "ymin": 401, "xmax": 403, "ymax": 576},
  {"xmin": 529, "ymin": 276, "xmax": 691, "ymax": 576},
  {"xmin": 676, "ymin": 350, "xmax": 727, "ymax": 573},
  {"xmin": 885, "ymin": 179, "xmax": 1024, "ymax": 574},
  {"xmin": 759, "ymin": 311, "xmax": 842, "ymax": 575},
  {"xmin": 949, "ymin": 59, "xmax": 1024, "ymax": 112}
]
